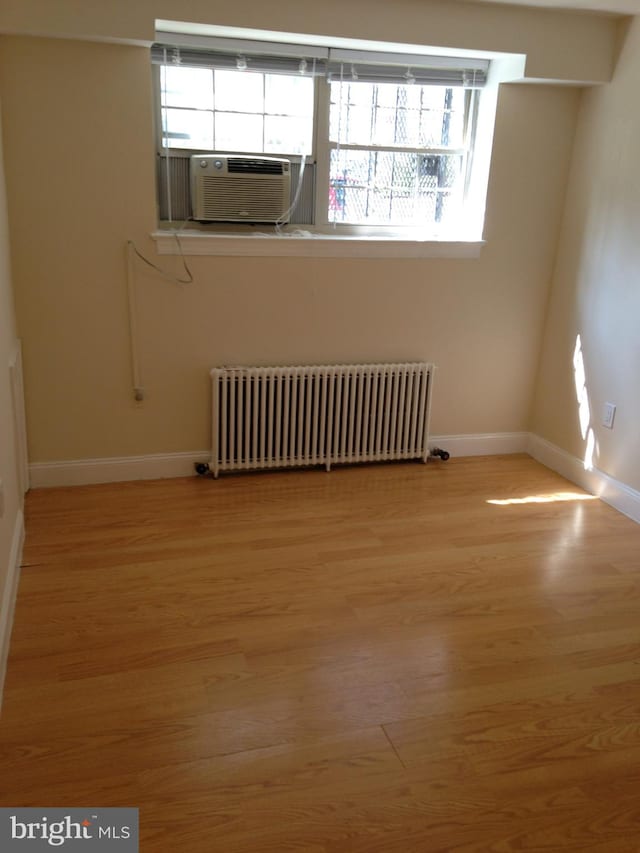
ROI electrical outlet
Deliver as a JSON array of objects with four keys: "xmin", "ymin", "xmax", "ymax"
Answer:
[{"xmin": 603, "ymin": 402, "xmax": 616, "ymax": 429}]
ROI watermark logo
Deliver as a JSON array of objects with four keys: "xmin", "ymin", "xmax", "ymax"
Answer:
[{"xmin": 0, "ymin": 809, "xmax": 138, "ymax": 851}]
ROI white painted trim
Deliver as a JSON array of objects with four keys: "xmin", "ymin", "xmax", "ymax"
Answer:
[
  {"xmin": 29, "ymin": 433, "xmax": 639, "ymax": 522},
  {"xmin": 9, "ymin": 341, "xmax": 29, "ymax": 494},
  {"xmin": 430, "ymin": 432, "xmax": 530, "ymax": 458},
  {"xmin": 29, "ymin": 451, "xmax": 211, "ymax": 488},
  {"xmin": 0, "ymin": 510, "xmax": 24, "ymax": 711},
  {"xmin": 28, "ymin": 435, "xmax": 527, "ymax": 488},
  {"xmin": 151, "ymin": 230, "xmax": 484, "ymax": 259},
  {"xmin": 528, "ymin": 434, "xmax": 640, "ymax": 525}
]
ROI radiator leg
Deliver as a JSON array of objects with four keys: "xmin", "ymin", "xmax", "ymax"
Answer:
[
  {"xmin": 326, "ymin": 462, "xmax": 331, "ymax": 472},
  {"xmin": 430, "ymin": 447, "xmax": 450, "ymax": 461}
]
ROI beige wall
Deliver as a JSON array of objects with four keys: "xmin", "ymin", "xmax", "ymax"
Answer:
[
  {"xmin": 0, "ymin": 0, "xmax": 619, "ymax": 85},
  {"xmin": 0, "ymin": 34, "xmax": 580, "ymax": 462},
  {"xmin": 0, "ymin": 38, "xmax": 158, "ymax": 461},
  {"xmin": 531, "ymin": 17, "xmax": 640, "ymax": 492},
  {"xmin": 0, "ymin": 95, "xmax": 22, "ymax": 618}
]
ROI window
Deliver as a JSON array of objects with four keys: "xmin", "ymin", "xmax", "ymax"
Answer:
[
  {"xmin": 152, "ymin": 39, "xmax": 489, "ymax": 237},
  {"xmin": 328, "ymin": 82, "xmax": 471, "ymax": 228},
  {"xmin": 161, "ymin": 66, "xmax": 314, "ymax": 155}
]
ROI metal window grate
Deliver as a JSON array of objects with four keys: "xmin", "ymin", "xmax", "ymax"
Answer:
[
  {"xmin": 329, "ymin": 149, "xmax": 462, "ymax": 225},
  {"xmin": 328, "ymin": 82, "xmax": 470, "ymax": 227}
]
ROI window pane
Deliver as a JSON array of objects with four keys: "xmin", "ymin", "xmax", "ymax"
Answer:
[
  {"xmin": 372, "ymin": 107, "xmax": 397, "ymax": 146},
  {"xmin": 446, "ymin": 97, "xmax": 466, "ymax": 147},
  {"xmin": 421, "ymin": 88, "xmax": 466, "ymax": 147},
  {"xmin": 329, "ymin": 148, "xmax": 463, "ymax": 226},
  {"xmin": 161, "ymin": 66, "xmax": 213, "ymax": 110},
  {"xmin": 264, "ymin": 116, "xmax": 312, "ymax": 155},
  {"xmin": 330, "ymin": 81, "xmax": 465, "ymax": 150},
  {"xmin": 392, "ymin": 106, "xmax": 421, "ymax": 146},
  {"xmin": 390, "ymin": 194, "xmax": 420, "ymax": 224},
  {"xmin": 214, "ymin": 70, "xmax": 264, "ymax": 112},
  {"xmin": 215, "ymin": 112, "xmax": 264, "ymax": 152},
  {"xmin": 374, "ymin": 84, "xmax": 398, "ymax": 108},
  {"xmin": 418, "ymin": 154, "xmax": 461, "ymax": 189},
  {"xmin": 420, "ymin": 87, "xmax": 447, "ymax": 110},
  {"xmin": 162, "ymin": 108, "xmax": 213, "ymax": 150},
  {"xmin": 419, "ymin": 107, "xmax": 446, "ymax": 147},
  {"xmin": 265, "ymin": 75, "xmax": 314, "ymax": 116},
  {"xmin": 206, "ymin": 71, "xmax": 315, "ymax": 153},
  {"xmin": 344, "ymin": 106, "xmax": 376, "ymax": 145}
]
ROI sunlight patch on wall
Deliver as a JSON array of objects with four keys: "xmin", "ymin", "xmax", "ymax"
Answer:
[{"xmin": 573, "ymin": 334, "xmax": 596, "ymax": 470}]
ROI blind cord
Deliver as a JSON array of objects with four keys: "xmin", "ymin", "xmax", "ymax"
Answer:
[
  {"xmin": 161, "ymin": 50, "xmax": 174, "ymax": 225},
  {"xmin": 331, "ymin": 60, "xmax": 345, "ymax": 230},
  {"xmin": 275, "ymin": 57, "xmax": 315, "ymax": 233},
  {"xmin": 275, "ymin": 154, "xmax": 307, "ymax": 232}
]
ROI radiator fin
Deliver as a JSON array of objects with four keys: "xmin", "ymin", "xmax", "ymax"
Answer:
[{"xmin": 211, "ymin": 363, "xmax": 434, "ymax": 477}]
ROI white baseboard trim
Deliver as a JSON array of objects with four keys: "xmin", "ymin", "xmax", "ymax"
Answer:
[
  {"xmin": 0, "ymin": 510, "xmax": 25, "ymax": 711},
  {"xmin": 528, "ymin": 434, "xmax": 640, "ymax": 525},
  {"xmin": 430, "ymin": 432, "xmax": 530, "ymax": 458},
  {"xmin": 29, "ymin": 451, "xmax": 211, "ymax": 488},
  {"xmin": 28, "ymin": 434, "xmax": 529, "ymax": 488}
]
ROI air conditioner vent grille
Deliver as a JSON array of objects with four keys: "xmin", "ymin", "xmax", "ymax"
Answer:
[
  {"xmin": 191, "ymin": 154, "xmax": 291, "ymax": 222},
  {"xmin": 227, "ymin": 158, "xmax": 285, "ymax": 175},
  {"xmin": 200, "ymin": 176, "xmax": 288, "ymax": 221}
]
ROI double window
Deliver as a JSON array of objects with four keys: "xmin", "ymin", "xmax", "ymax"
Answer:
[{"xmin": 153, "ymin": 39, "xmax": 488, "ymax": 235}]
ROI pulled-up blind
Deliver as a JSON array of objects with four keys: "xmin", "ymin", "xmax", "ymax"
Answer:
[
  {"xmin": 151, "ymin": 37, "xmax": 328, "ymax": 77},
  {"xmin": 151, "ymin": 36, "xmax": 489, "ymax": 88}
]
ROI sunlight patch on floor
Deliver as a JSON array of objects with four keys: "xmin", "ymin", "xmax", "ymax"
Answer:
[{"xmin": 487, "ymin": 492, "xmax": 598, "ymax": 506}]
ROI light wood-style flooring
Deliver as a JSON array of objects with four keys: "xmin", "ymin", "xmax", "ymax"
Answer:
[{"xmin": 2, "ymin": 454, "xmax": 640, "ymax": 851}]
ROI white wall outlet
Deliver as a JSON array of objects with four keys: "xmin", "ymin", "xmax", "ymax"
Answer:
[{"xmin": 603, "ymin": 402, "xmax": 616, "ymax": 429}]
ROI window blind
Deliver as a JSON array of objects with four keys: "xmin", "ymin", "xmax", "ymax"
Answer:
[
  {"xmin": 327, "ymin": 49, "xmax": 488, "ymax": 88},
  {"xmin": 151, "ymin": 37, "xmax": 489, "ymax": 87},
  {"xmin": 151, "ymin": 42, "xmax": 328, "ymax": 77}
]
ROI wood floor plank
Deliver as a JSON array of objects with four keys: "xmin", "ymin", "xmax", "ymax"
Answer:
[{"xmin": 2, "ymin": 455, "xmax": 640, "ymax": 850}]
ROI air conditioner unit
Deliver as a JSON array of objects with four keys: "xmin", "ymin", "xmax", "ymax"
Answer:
[{"xmin": 190, "ymin": 154, "xmax": 291, "ymax": 224}]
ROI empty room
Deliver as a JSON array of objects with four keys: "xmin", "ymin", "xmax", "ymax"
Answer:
[{"xmin": 1, "ymin": 0, "xmax": 640, "ymax": 849}]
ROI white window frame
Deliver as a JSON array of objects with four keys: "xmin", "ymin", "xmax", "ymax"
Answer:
[
  {"xmin": 151, "ymin": 28, "xmax": 527, "ymax": 251},
  {"xmin": 155, "ymin": 69, "xmax": 479, "ymax": 237},
  {"xmin": 317, "ymin": 81, "xmax": 478, "ymax": 233}
]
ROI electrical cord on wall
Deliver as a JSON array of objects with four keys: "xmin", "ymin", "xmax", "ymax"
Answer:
[
  {"xmin": 127, "ymin": 230, "xmax": 193, "ymax": 287},
  {"xmin": 125, "ymin": 230, "xmax": 194, "ymax": 403},
  {"xmin": 126, "ymin": 51, "xmax": 195, "ymax": 402}
]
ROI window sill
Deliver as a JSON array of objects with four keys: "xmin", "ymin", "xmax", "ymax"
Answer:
[{"xmin": 151, "ymin": 228, "xmax": 484, "ymax": 259}]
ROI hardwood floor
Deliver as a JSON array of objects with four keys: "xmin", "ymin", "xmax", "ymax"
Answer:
[{"xmin": 1, "ymin": 454, "xmax": 640, "ymax": 851}]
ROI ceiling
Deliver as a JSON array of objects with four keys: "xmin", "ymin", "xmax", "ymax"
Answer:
[{"xmin": 465, "ymin": 0, "xmax": 640, "ymax": 13}]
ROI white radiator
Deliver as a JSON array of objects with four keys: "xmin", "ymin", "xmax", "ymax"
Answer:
[{"xmin": 210, "ymin": 362, "xmax": 435, "ymax": 478}]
